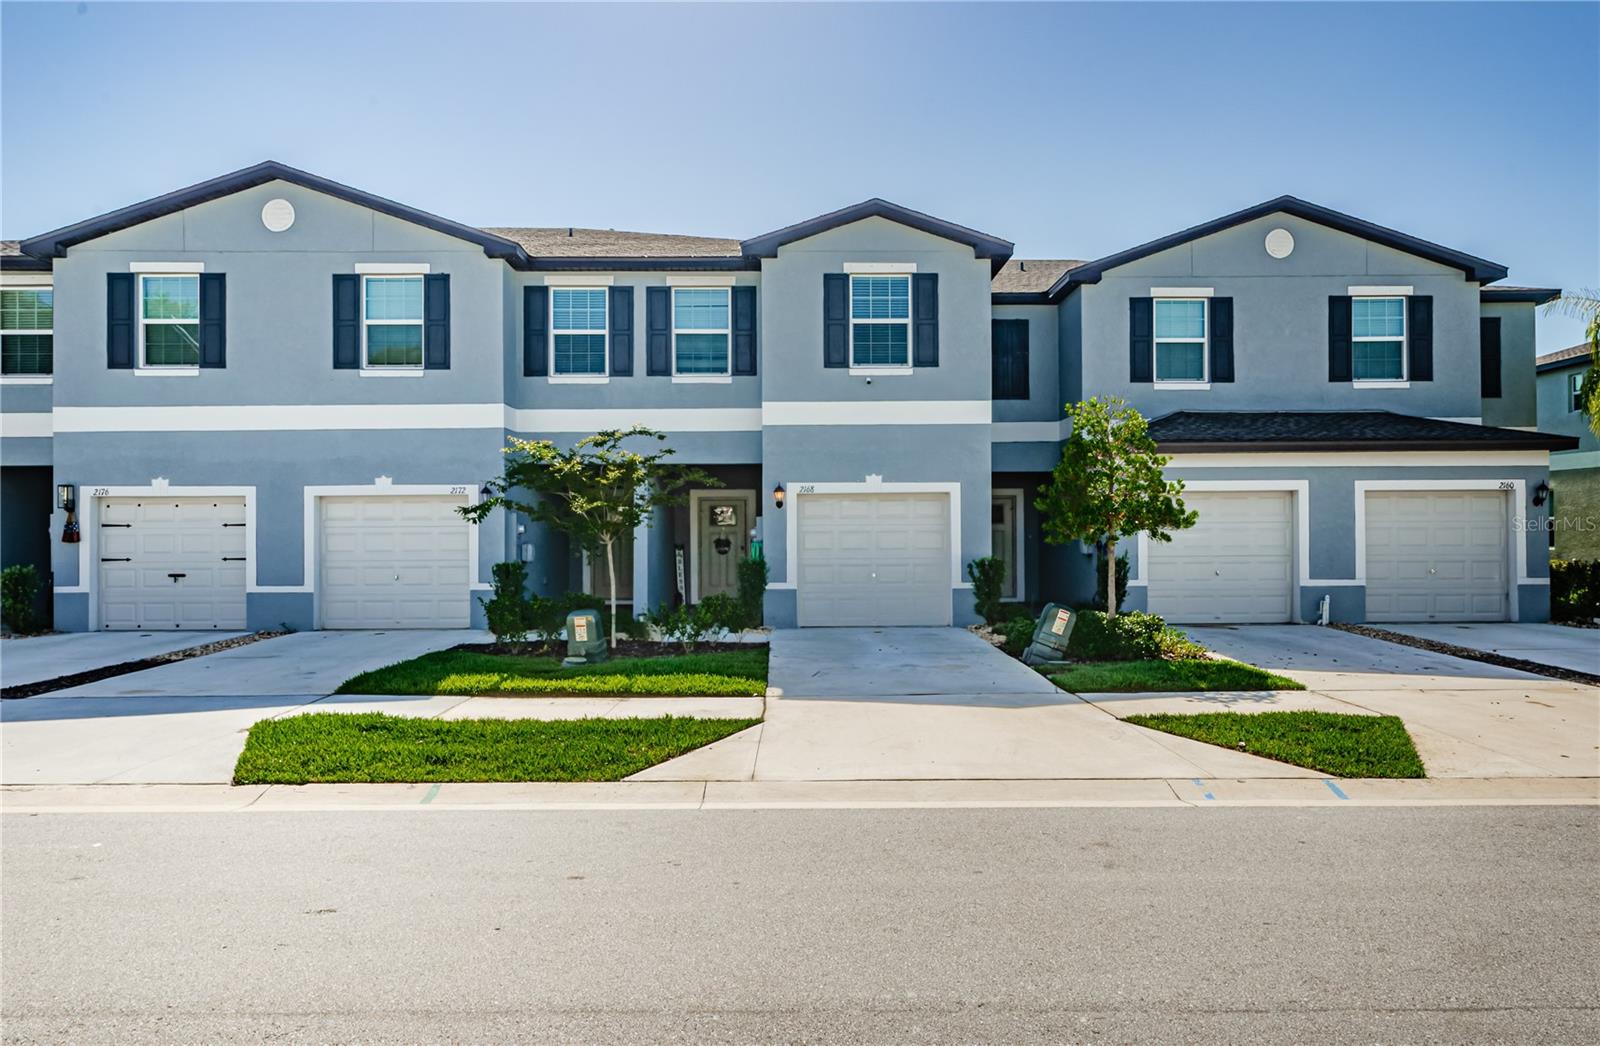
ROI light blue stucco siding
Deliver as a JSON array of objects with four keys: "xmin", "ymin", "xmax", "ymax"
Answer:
[
  {"xmin": 1480, "ymin": 301, "xmax": 1538, "ymax": 429},
  {"xmin": 1119, "ymin": 456, "xmax": 1554, "ymax": 623},
  {"xmin": 991, "ymin": 304, "xmax": 1061, "ymax": 424},
  {"xmin": 1, "ymin": 382, "xmax": 53, "ymax": 465}
]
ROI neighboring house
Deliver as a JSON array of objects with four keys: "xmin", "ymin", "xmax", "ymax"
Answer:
[
  {"xmin": 1536, "ymin": 342, "xmax": 1599, "ymax": 560},
  {"xmin": 0, "ymin": 162, "xmax": 1578, "ymax": 632}
]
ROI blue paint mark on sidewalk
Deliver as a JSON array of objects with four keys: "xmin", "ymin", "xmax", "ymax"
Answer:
[
  {"xmin": 1192, "ymin": 778, "xmax": 1215, "ymax": 801},
  {"xmin": 1323, "ymin": 779, "xmax": 1349, "ymax": 800},
  {"xmin": 420, "ymin": 783, "xmax": 441, "ymax": 805}
]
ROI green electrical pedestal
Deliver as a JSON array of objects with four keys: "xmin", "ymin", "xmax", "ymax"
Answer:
[
  {"xmin": 562, "ymin": 608, "xmax": 608, "ymax": 666},
  {"xmin": 1020, "ymin": 603, "xmax": 1077, "ymax": 668}
]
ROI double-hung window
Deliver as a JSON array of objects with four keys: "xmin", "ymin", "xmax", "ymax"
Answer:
[
  {"xmin": 1571, "ymin": 371, "xmax": 1587, "ymax": 413},
  {"xmin": 850, "ymin": 274, "xmax": 910, "ymax": 368},
  {"xmin": 1, "ymin": 287, "xmax": 53, "ymax": 376},
  {"xmin": 139, "ymin": 274, "xmax": 200, "ymax": 367},
  {"xmin": 363, "ymin": 275, "xmax": 424, "ymax": 368},
  {"xmin": 1351, "ymin": 297, "xmax": 1405, "ymax": 381},
  {"xmin": 551, "ymin": 287, "xmax": 608, "ymax": 376},
  {"xmin": 1153, "ymin": 298, "xmax": 1206, "ymax": 382},
  {"xmin": 673, "ymin": 288, "xmax": 730, "ymax": 375}
]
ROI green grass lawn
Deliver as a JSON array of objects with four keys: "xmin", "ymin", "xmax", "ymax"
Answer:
[
  {"xmin": 1048, "ymin": 658, "xmax": 1304, "ymax": 694},
  {"xmin": 1124, "ymin": 710, "xmax": 1425, "ymax": 778},
  {"xmin": 233, "ymin": 712, "xmax": 761, "ymax": 784},
  {"xmin": 336, "ymin": 648, "xmax": 768, "ymax": 697}
]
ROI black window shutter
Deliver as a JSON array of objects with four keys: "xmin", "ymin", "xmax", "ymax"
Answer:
[
  {"xmin": 991, "ymin": 318, "xmax": 1029, "ymax": 400},
  {"xmin": 1129, "ymin": 297, "xmax": 1153, "ymax": 383},
  {"xmin": 332, "ymin": 274, "xmax": 361, "ymax": 369},
  {"xmin": 646, "ymin": 287, "xmax": 671, "ymax": 375},
  {"xmin": 523, "ymin": 286, "xmax": 547, "ymax": 376},
  {"xmin": 198, "ymin": 273, "xmax": 226, "ymax": 368},
  {"xmin": 1209, "ymin": 297, "xmax": 1234, "ymax": 382},
  {"xmin": 1408, "ymin": 295, "xmax": 1433, "ymax": 381},
  {"xmin": 1328, "ymin": 295, "xmax": 1352, "ymax": 382},
  {"xmin": 424, "ymin": 274, "xmax": 450, "ymax": 369},
  {"xmin": 106, "ymin": 272, "xmax": 135, "ymax": 369},
  {"xmin": 609, "ymin": 286, "xmax": 633, "ymax": 376},
  {"xmin": 913, "ymin": 272, "xmax": 939, "ymax": 367},
  {"xmin": 1479, "ymin": 316, "xmax": 1502, "ymax": 398},
  {"xmin": 732, "ymin": 285, "xmax": 757, "ymax": 375},
  {"xmin": 823, "ymin": 273, "xmax": 848, "ymax": 368}
]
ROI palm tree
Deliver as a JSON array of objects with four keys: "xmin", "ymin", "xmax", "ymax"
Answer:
[{"xmin": 1545, "ymin": 289, "xmax": 1600, "ymax": 437}]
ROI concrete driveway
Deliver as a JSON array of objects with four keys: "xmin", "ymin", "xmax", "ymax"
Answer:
[
  {"xmin": 635, "ymin": 628, "xmax": 1321, "ymax": 782},
  {"xmin": 0, "ymin": 631, "xmax": 245, "ymax": 689},
  {"xmin": 1382, "ymin": 622, "xmax": 1600, "ymax": 675}
]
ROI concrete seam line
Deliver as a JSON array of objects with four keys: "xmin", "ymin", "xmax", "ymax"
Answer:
[{"xmin": 1163, "ymin": 779, "xmax": 1199, "ymax": 808}]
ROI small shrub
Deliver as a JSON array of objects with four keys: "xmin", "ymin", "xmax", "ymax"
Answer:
[
  {"xmin": 966, "ymin": 556, "xmax": 1008, "ymax": 625},
  {"xmin": 0, "ymin": 564, "xmax": 41, "ymax": 634},
  {"xmin": 647, "ymin": 602, "xmax": 712, "ymax": 652},
  {"xmin": 999, "ymin": 614, "xmax": 1037, "ymax": 657},
  {"xmin": 529, "ymin": 591, "xmax": 631, "ymax": 641},
  {"xmin": 480, "ymin": 561, "xmax": 531, "ymax": 645},
  {"xmin": 1066, "ymin": 610, "xmax": 1207, "ymax": 662},
  {"xmin": 697, "ymin": 593, "xmax": 745, "ymax": 635},
  {"xmin": 1090, "ymin": 553, "xmax": 1131, "ymax": 613},
  {"xmin": 735, "ymin": 555, "xmax": 769, "ymax": 629},
  {"xmin": 1551, "ymin": 559, "xmax": 1600, "ymax": 622}
]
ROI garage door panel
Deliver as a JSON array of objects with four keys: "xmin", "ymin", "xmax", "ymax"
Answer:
[
  {"xmin": 97, "ymin": 497, "xmax": 248, "ymax": 630},
  {"xmin": 1365, "ymin": 491, "xmax": 1507, "ymax": 622},
  {"xmin": 1147, "ymin": 492, "xmax": 1294, "ymax": 624},
  {"xmin": 796, "ymin": 493, "xmax": 951, "ymax": 627},
  {"xmin": 319, "ymin": 495, "xmax": 471, "ymax": 629}
]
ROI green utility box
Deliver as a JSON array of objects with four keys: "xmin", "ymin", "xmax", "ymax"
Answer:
[
  {"xmin": 1021, "ymin": 603, "xmax": 1077, "ymax": 667},
  {"xmin": 562, "ymin": 608, "xmax": 608, "ymax": 666}
]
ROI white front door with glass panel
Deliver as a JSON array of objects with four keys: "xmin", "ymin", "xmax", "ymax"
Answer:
[
  {"xmin": 697, "ymin": 494, "xmax": 752, "ymax": 601},
  {"xmin": 97, "ymin": 497, "xmax": 248, "ymax": 630},
  {"xmin": 991, "ymin": 493, "xmax": 1020, "ymax": 601}
]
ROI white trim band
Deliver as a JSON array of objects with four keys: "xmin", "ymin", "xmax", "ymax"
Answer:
[
  {"xmin": 1348, "ymin": 285, "xmax": 1414, "ymax": 296},
  {"xmin": 843, "ymin": 262, "xmax": 918, "ymax": 274},
  {"xmin": 1148, "ymin": 286, "xmax": 1213, "ymax": 297},
  {"xmin": 354, "ymin": 262, "xmax": 430, "ymax": 274},
  {"xmin": 54, "ymin": 403, "xmax": 505, "ymax": 433},
  {"xmin": 543, "ymin": 274, "xmax": 615, "ymax": 286},
  {"xmin": 0, "ymin": 412, "xmax": 52, "ymax": 438},
  {"xmin": 504, "ymin": 406, "xmax": 762, "ymax": 433},
  {"xmin": 763, "ymin": 400, "xmax": 989, "ymax": 427},
  {"xmin": 129, "ymin": 262, "xmax": 204, "ymax": 273}
]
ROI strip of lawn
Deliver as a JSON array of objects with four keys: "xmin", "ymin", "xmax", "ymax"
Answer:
[
  {"xmin": 233, "ymin": 712, "xmax": 761, "ymax": 784},
  {"xmin": 1048, "ymin": 658, "xmax": 1304, "ymax": 694},
  {"xmin": 1125, "ymin": 710, "xmax": 1425, "ymax": 778},
  {"xmin": 336, "ymin": 648, "xmax": 768, "ymax": 697}
]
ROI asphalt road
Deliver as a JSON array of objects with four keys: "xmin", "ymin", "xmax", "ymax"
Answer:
[{"xmin": 3, "ymin": 807, "xmax": 1596, "ymax": 1044}]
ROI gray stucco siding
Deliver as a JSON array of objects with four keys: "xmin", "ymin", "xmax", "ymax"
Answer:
[
  {"xmin": 1537, "ymin": 362, "xmax": 1598, "ymax": 455},
  {"xmin": 1479, "ymin": 302, "xmax": 1537, "ymax": 429},
  {"xmin": 990, "ymin": 304, "xmax": 1061, "ymax": 423},
  {"xmin": 1079, "ymin": 214, "xmax": 1486, "ymax": 421},
  {"xmin": 0, "ymin": 436, "xmax": 51, "ymax": 466}
]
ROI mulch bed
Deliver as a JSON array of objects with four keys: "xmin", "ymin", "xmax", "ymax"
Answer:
[
  {"xmin": 1, "ymin": 631, "xmax": 288, "ymax": 700},
  {"xmin": 1332, "ymin": 623, "xmax": 1600, "ymax": 688},
  {"xmin": 453, "ymin": 641, "xmax": 761, "ymax": 659}
]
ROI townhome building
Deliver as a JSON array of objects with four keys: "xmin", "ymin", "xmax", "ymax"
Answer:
[
  {"xmin": 0, "ymin": 162, "xmax": 1577, "ymax": 632},
  {"xmin": 1535, "ymin": 341, "xmax": 1599, "ymax": 560}
]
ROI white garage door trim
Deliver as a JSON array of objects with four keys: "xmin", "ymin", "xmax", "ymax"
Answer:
[
  {"xmin": 794, "ymin": 491, "xmax": 954, "ymax": 626},
  {"xmin": 771, "ymin": 479, "xmax": 966, "ymax": 592},
  {"xmin": 1143, "ymin": 489, "xmax": 1297, "ymax": 624},
  {"xmin": 1356, "ymin": 480, "xmax": 1525, "ymax": 621}
]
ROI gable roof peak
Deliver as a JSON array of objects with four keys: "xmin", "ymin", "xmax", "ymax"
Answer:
[{"xmin": 740, "ymin": 197, "xmax": 1014, "ymax": 273}]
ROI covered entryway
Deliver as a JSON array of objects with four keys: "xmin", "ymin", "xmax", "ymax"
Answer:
[
  {"xmin": 97, "ymin": 497, "xmax": 247, "ymax": 630},
  {"xmin": 1145, "ymin": 491, "xmax": 1294, "ymax": 624},
  {"xmin": 796, "ymin": 492, "xmax": 951, "ymax": 627},
  {"xmin": 318, "ymin": 495, "xmax": 471, "ymax": 629},
  {"xmin": 1365, "ymin": 491, "xmax": 1509, "ymax": 621}
]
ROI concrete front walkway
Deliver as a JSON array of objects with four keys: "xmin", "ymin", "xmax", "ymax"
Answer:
[
  {"xmin": 0, "ymin": 631, "xmax": 246, "ymax": 689},
  {"xmin": 1382, "ymin": 622, "xmax": 1600, "ymax": 675},
  {"xmin": 634, "ymin": 628, "xmax": 1320, "ymax": 782}
]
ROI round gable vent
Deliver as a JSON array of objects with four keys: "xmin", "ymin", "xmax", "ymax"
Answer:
[
  {"xmin": 1264, "ymin": 227, "xmax": 1294, "ymax": 259},
  {"xmin": 261, "ymin": 198, "xmax": 296, "ymax": 233}
]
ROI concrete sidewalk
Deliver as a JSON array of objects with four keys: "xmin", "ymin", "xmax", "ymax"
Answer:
[{"xmin": 0, "ymin": 631, "xmax": 246, "ymax": 688}]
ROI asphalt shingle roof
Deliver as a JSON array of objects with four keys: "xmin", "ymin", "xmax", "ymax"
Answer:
[
  {"xmin": 991, "ymin": 259, "xmax": 1084, "ymax": 294},
  {"xmin": 479, "ymin": 227, "xmax": 741, "ymax": 258},
  {"xmin": 1537, "ymin": 343, "xmax": 1594, "ymax": 372},
  {"xmin": 1148, "ymin": 410, "xmax": 1579, "ymax": 452}
]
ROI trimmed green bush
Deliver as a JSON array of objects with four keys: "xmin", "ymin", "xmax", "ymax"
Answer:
[
  {"xmin": 735, "ymin": 555, "xmax": 769, "ymax": 628},
  {"xmin": 1552, "ymin": 558, "xmax": 1600, "ymax": 622},
  {"xmin": 1, "ymin": 564, "xmax": 42, "ymax": 634},
  {"xmin": 481, "ymin": 561, "xmax": 532, "ymax": 645},
  {"xmin": 966, "ymin": 556, "xmax": 1008, "ymax": 625},
  {"xmin": 999, "ymin": 614, "xmax": 1036, "ymax": 656},
  {"xmin": 1065, "ymin": 610, "xmax": 1207, "ymax": 662},
  {"xmin": 1090, "ymin": 552, "xmax": 1131, "ymax": 613}
]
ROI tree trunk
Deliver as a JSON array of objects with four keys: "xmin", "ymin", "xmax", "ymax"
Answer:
[
  {"xmin": 604, "ymin": 538, "xmax": 619, "ymax": 649},
  {"xmin": 1105, "ymin": 538, "xmax": 1118, "ymax": 619}
]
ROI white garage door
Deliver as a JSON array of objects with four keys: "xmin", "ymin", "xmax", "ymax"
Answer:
[
  {"xmin": 1146, "ymin": 491, "xmax": 1294, "ymax": 624},
  {"xmin": 796, "ymin": 493, "xmax": 951, "ymax": 627},
  {"xmin": 1365, "ymin": 491, "xmax": 1508, "ymax": 622},
  {"xmin": 98, "ymin": 497, "xmax": 247, "ymax": 630},
  {"xmin": 319, "ymin": 495, "xmax": 471, "ymax": 629}
]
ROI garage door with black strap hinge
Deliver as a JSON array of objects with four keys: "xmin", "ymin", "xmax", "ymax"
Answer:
[{"xmin": 97, "ymin": 497, "xmax": 247, "ymax": 630}]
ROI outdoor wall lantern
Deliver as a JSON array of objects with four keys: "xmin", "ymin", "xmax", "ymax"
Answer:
[
  {"xmin": 479, "ymin": 483, "xmax": 494, "ymax": 501},
  {"xmin": 772, "ymin": 484, "xmax": 785, "ymax": 510},
  {"xmin": 57, "ymin": 484, "xmax": 81, "ymax": 544},
  {"xmin": 1532, "ymin": 481, "xmax": 1550, "ymax": 508},
  {"xmin": 56, "ymin": 484, "xmax": 74, "ymax": 512}
]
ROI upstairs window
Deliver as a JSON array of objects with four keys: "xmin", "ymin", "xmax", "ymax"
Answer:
[
  {"xmin": 551, "ymin": 287, "xmax": 608, "ymax": 375},
  {"xmin": 1571, "ymin": 371, "xmax": 1586, "ymax": 413},
  {"xmin": 673, "ymin": 288, "xmax": 730, "ymax": 375},
  {"xmin": 363, "ymin": 275, "xmax": 424, "ymax": 368},
  {"xmin": 139, "ymin": 275, "xmax": 200, "ymax": 367},
  {"xmin": 1351, "ymin": 296, "xmax": 1405, "ymax": 381},
  {"xmin": 850, "ymin": 274, "xmax": 910, "ymax": 367},
  {"xmin": 1, "ymin": 287, "xmax": 52, "ymax": 375},
  {"xmin": 1153, "ymin": 298, "xmax": 1206, "ymax": 382}
]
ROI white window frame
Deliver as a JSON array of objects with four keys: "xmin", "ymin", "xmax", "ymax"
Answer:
[
  {"xmin": 1153, "ymin": 297, "xmax": 1208, "ymax": 386},
  {"xmin": 549, "ymin": 286, "xmax": 609, "ymax": 383},
  {"xmin": 848, "ymin": 273, "xmax": 912, "ymax": 372},
  {"xmin": 0, "ymin": 283, "xmax": 53, "ymax": 383},
  {"xmin": 671, "ymin": 286, "xmax": 733, "ymax": 382},
  {"xmin": 1570, "ymin": 371, "xmax": 1586, "ymax": 413},
  {"xmin": 137, "ymin": 273, "xmax": 201, "ymax": 373},
  {"xmin": 360, "ymin": 273, "xmax": 426, "ymax": 372},
  {"xmin": 1351, "ymin": 295, "xmax": 1407, "ymax": 385}
]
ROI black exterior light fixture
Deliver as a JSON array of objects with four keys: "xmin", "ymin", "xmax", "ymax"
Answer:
[
  {"xmin": 772, "ymin": 484, "xmax": 785, "ymax": 509},
  {"xmin": 1532, "ymin": 480, "xmax": 1551, "ymax": 508},
  {"xmin": 56, "ymin": 484, "xmax": 75, "ymax": 512},
  {"xmin": 479, "ymin": 483, "xmax": 494, "ymax": 500},
  {"xmin": 57, "ymin": 483, "xmax": 81, "ymax": 544}
]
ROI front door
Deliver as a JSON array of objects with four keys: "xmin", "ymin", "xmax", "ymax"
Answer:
[
  {"xmin": 697, "ymin": 494, "xmax": 751, "ymax": 600},
  {"xmin": 991, "ymin": 494, "xmax": 1019, "ymax": 601}
]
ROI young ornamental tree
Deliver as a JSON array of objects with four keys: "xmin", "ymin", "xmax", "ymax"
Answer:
[
  {"xmin": 461, "ymin": 426, "xmax": 720, "ymax": 648},
  {"xmin": 1037, "ymin": 397, "xmax": 1197, "ymax": 618}
]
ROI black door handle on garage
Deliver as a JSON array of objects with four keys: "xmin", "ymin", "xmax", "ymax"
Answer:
[{"xmin": 167, "ymin": 573, "xmax": 187, "ymax": 582}]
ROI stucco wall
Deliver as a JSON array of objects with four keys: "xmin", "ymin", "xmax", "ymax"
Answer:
[{"xmin": 1480, "ymin": 301, "xmax": 1538, "ymax": 428}]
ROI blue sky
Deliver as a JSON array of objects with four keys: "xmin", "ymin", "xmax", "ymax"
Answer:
[{"xmin": 3, "ymin": 1, "xmax": 1595, "ymax": 349}]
